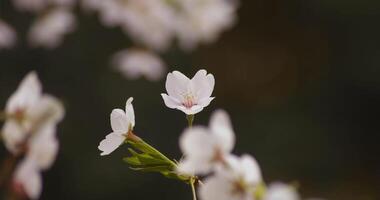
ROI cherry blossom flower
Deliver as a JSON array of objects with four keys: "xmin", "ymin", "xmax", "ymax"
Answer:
[
  {"xmin": 98, "ymin": 97, "xmax": 135, "ymax": 156},
  {"xmin": 90, "ymin": 0, "xmax": 175, "ymax": 51},
  {"xmin": 113, "ymin": 49, "xmax": 166, "ymax": 81},
  {"xmin": 0, "ymin": 20, "xmax": 17, "ymax": 49},
  {"xmin": 161, "ymin": 69, "xmax": 215, "ymax": 115},
  {"xmin": 174, "ymin": 0, "xmax": 238, "ymax": 50},
  {"xmin": 28, "ymin": 8, "xmax": 76, "ymax": 49},
  {"xmin": 13, "ymin": 159, "xmax": 42, "ymax": 200},
  {"xmin": 1, "ymin": 72, "xmax": 64, "ymax": 154},
  {"xmin": 264, "ymin": 182, "xmax": 300, "ymax": 200},
  {"xmin": 177, "ymin": 110, "xmax": 234, "ymax": 175},
  {"xmin": 199, "ymin": 155, "xmax": 262, "ymax": 200},
  {"xmin": 12, "ymin": 0, "xmax": 46, "ymax": 12}
]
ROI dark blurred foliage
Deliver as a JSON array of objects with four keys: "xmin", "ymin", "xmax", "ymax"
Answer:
[{"xmin": 1, "ymin": 0, "xmax": 380, "ymax": 199}]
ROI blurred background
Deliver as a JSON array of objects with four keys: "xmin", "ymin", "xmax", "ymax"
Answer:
[{"xmin": 1, "ymin": 0, "xmax": 380, "ymax": 199}]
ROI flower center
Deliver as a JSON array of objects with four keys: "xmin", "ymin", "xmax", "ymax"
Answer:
[{"xmin": 182, "ymin": 94, "xmax": 196, "ymax": 108}]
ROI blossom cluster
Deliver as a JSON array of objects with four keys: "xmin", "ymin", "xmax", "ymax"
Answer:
[
  {"xmin": 0, "ymin": 72, "xmax": 65, "ymax": 199},
  {"xmin": 0, "ymin": 0, "xmax": 239, "ymax": 82},
  {"xmin": 98, "ymin": 69, "xmax": 322, "ymax": 200}
]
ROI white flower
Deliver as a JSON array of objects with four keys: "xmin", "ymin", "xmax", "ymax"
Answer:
[
  {"xmin": 199, "ymin": 155, "xmax": 262, "ymax": 200},
  {"xmin": 264, "ymin": 182, "xmax": 300, "ymax": 200},
  {"xmin": 13, "ymin": 159, "xmax": 42, "ymax": 200},
  {"xmin": 0, "ymin": 20, "xmax": 17, "ymax": 49},
  {"xmin": 2, "ymin": 72, "xmax": 64, "ymax": 154},
  {"xmin": 98, "ymin": 97, "xmax": 135, "ymax": 156},
  {"xmin": 161, "ymin": 69, "xmax": 215, "ymax": 115},
  {"xmin": 113, "ymin": 49, "xmax": 166, "ymax": 81},
  {"xmin": 177, "ymin": 110, "xmax": 234, "ymax": 175},
  {"xmin": 93, "ymin": 0, "xmax": 175, "ymax": 51},
  {"xmin": 28, "ymin": 8, "xmax": 76, "ymax": 49},
  {"xmin": 174, "ymin": 0, "xmax": 238, "ymax": 50}
]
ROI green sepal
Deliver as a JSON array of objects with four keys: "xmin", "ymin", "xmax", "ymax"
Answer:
[{"xmin": 123, "ymin": 139, "xmax": 191, "ymax": 182}]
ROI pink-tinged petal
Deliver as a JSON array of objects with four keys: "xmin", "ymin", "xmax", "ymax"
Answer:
[
  {"xmin": 0, "ymin": 20, "xmax": 17, "ymax": 49},
  {"xmin": 165, "ymin": 71, "xmax": 189, "ymax": 100},
  {"xmin": 240, "ymin": 155, "xmax": 262, "ymax": 185},
  {"xmin": 177, "ymin": 105, "xmax": 204, "ymax": 115},
  {"xmin": 125, "ymin": 97, "xmax": 135, "ymax": 128},
  {"xmin": 98, "ymin": 132, "xmax": 126, "ymax": 156},
  {"xmin": 161, "ymin": 93, "xmax": 180, "ymax": 109},
  {"xmin": 110, "ymin": 109, "xmax": 129, "ymax": 133},
  {"xmin": 6, "ymin": 71, "xmax": 42, "ymax": 114},
  {"xmin": 14, "ymin": 159, "xmax": 42, "ymax": 200},
  {"xmin": 209, "ymin": 109, "xmax": 235, "ymax": 152}
]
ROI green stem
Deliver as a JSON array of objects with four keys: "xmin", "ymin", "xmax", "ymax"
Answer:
[
  {"xmin": 190, "ymin": 177, "xmax": 197, "ymax": 200},
  {"xmin": 186, "ymin": 115, "xmax": 194, "ymax": 127}
]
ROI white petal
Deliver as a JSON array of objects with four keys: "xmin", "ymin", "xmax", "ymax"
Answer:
[
  {"xmin": 27, "ymin": 95, "xmax": 65, "ymax": 126},
  {"xmin": 27, "ymin": 125, "xmax": 59, "ymax": 170},
  {"xmin": 161, "ymin": 93, "xmax": 181, "ymax": 109},
  {"xmin": 179, "ymin": 127, "xmax": 216, "ymax": 158},
  {"xmin": 6, "ymin": 71, "xmax": 42, "ymax": 114},
  {"xmin": 110, "ymin": 109, "xmax": 129, "ymax": 133},
  {"xmin": 125, "ymin": 97, "xmax": 135, "ymax": 128},
  {"xmin": 240, "ymin": 155, "xmax": 262, "ymax": 184},
  {"xmin": 191, "ymin": 69, "xmax": 215, "ymax": 100},
  {"xmin": 14, "ymin": 159, "xmax": 42, "ymax": 200},
  {"xmin": 98, "ymin": 132, "xmax": 126, "ymax": 156},
  {"xmin": 177, "ymin": 156, "xmax": 213, "ymax": 175},
  {"xmin": 199, "ymin": 174, "xmax": 247, "ymax": 200},
  {"xmin": 198, "ymin": 97, "xmax": 215, "ymax": 108},
  {"xmin": 165, "ymin": 71, "xmax": 190, "ymax": 100},
  {"xmin": 209, "ymin": 109, "xmax": 235, "ymax": 152},
  {"xmin": 1, "ymin": 120, "xmax": 26, "ymax": 154},
  {"xmin": 264, "ymin": 182, "xmax": 300, "ymax": 200}
]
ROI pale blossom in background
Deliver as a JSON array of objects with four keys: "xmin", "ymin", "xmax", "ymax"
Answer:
[
  {"xmin": 113, "ymin": 49, "xmax": 166, "ymax": 81},
  {"xmin": 174, "ymin": 0, "xmax": 238, "ymax": 50},
  {"xmin": 1, "ymin": 72, "xmax": 64, "ymax": 154},
  {"xmin": 0, "ymin": 20, "xmax": 17, "ymax": 49},
  {"xmin": 92, "ymin": 0, "xmax": 175, "ymax": 51},
  {"xmin": 199, "ymin": 155, "xmax": 262, "ymax": 200},
  {"xmin": 264, "ymin": 182, "xmax": 300, "ymax": 200},
  {"xmin": 28, "ymin": 8, "xmax": 76, "ymax": 49},
  {"xmin": 12, "ymin": 0, "xmax": 46, "ymax": 12},
  {"xmin": 13, "ymin": 159, "xmax": 42, "ymax": 200},
  {"xmin": 161, "ymin": 69, "xmax": 215, "ymax": 115},
  {"xmin": 178, "ymin": 110, "xmax": 234, "ymax": 175},
  {"xmin": 98, "ymin": 97, "xmax": 135, "ymax": 156}
]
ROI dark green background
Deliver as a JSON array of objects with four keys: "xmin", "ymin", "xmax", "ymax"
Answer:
[{"xmin": 1, "ymin": 0, "xmax": 379, "ymax": 199}]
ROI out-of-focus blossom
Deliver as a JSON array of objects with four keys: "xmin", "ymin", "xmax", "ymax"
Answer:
[
  {"xmin": 0, "ymin": 20, "xmax": 17, "ymax": 49},
  {"xmin": 113, "ymin": 49, "xmax": 166, "ymax": 81},
  {"xmin": 174, "ymin": 0, "xmax": 238, "ymax": 50},
  {"xmin": 98, "ymin": 97, "xmax": 135, "ymax": 156},
  {"xmin": 264, "ymin": 182, "xmax": 300, "ymax": 200},
  {"xmin": 178, "ymin": 110, "xmax": 234, "ymax": 175},
  {"xmin": 13, "ymin": 0, "xmax": 75, "ymax": 12},
  {"xmin": 2, "ymin": 72, "xmax": 64, "ymax": 154},
  {"xmin": 13, "ymin": 159, "xmax": 42, "ymax": 200},
  {"xmin": 86, "ymin": 0, "xmax": 175, "ymax": 51},
  {"xmin": 161, "ymin": 69, "xmax": 215, "ymax": 115},
  {"xmin": 28, "ymin": 8, "xmax": 76, "ymax": 49},
  {"xmin": 199, "ymin": 155, "xmax": 262, "ymax": 200},
  {"xmin": 26, "ymin": 125, "xmax": 59, "ymax": 170}
]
